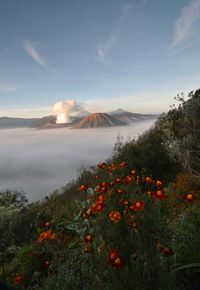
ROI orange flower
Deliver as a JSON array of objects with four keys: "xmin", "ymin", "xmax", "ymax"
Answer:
[
  {"xmin": 183, "ymin": 193, "xmax": 196, "ymax": 202},
  {"xmin": 108, "ymin": 250, "xmax": 124, "ymax": 268},
  {"xmin": 130, "ymin": 201, "xmax": 145, "ymax": 212},
  {"xmin": 119, "ymin": 161, "xmax": 127, "ymax": 168},
  {"xmin": 131, "ymin": 169, "xmax": 136, "ymax": 175},
  {"xmin": 155, "ymin": 180, "xmax": 162, "ymax": 187},
  {"xmin": 95, "ymin": 204, "xmax": 104, "ymax": 212},
  {"xmin": 14, "ymin": 273, "xmax": 24, "ymax": 284},
  {"xmin": 37, "ymin": 229, "xmax": 57, "ymax": 243},
  {"xmin": 94, "ymin": 175, "xmax": 99, "ymax": 180},
  {"xmin": 44, "ymin": 260, "xmax": 51, "ymax": 268},
  {"xmin": 89, "ymin": 203, "xmax": 105, "ymax": 215},
  {"xmin": 144, "ymin": 176, "xmax": 153, "ymax": 183},
  {"xmin": 108, "ymin": 163, "xmax": 117, "ymax": 171},
  {"xmin": 153, "ymin": 190, "xmax": 166, "ymax": 200},
  {"xmin": 108, "ymin": 249, "xmax": 119, "ymax": 262},
  {"xmin": 116, "ymin": 188, "xmax": 125, "ymax": 194},
  {"xmin": 45, "ymin": 222, "xmax": 50, "ymax": 227},
  {"xmin": 98, "ymin": 162, "xmax": 106, "ymax": 169},
  {"xmin": 147, "ymin": 191, "xmax": 152, "ymax": 197},
  {"xmin": 109, "ymin": 211, "xmax": 122, "ymax": 222},
  {"xmin": 96, "ymin": 194, "xmax": 107, "ymax": 204},
  {"xmin": 79, "ymin": 184, "xmax": 89, "ymax": 191},
  {"xmin": 85, "ymin": 234, "xmax": 94, "ymax": 243},
  {"xmin": 119, "ymin": 199, "xmax": 129, "ymax": 206},
  {"xmin": 124, "ymin": 175, "xmax": 133, "ymax": 184},
  {"xmin": 115, "ymin": 177, "xmax": 123, "ymax": 184}
]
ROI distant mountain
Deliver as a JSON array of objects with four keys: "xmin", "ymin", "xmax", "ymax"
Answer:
[
  {"xmin": 0, "ymin": 117, "xmax": 40, "ymax": 129},
  {"xmin": 0, "ymin": 109, "xmax": 159, "ymax": 129},
  {"xmin": 109, "ymin": 109, "xmax": 159, "ymax": 123},
  {"xmin": 32, "ymin": 116, "xmax": 56, "ymax": 127},
  {"xmin": 73, "ymin": 113, "xmax": 127, "ymax": 128}
]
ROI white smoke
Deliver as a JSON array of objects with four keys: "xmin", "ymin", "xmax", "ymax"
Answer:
[{"xmin": 53, "ymin": 100, "xmax": 83, "ymax": 124}]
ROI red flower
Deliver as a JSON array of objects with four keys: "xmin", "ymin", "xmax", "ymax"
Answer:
[
  {"xmin": 108, "ymin": 250, "xmax": 124, "ymax": 268},
  {"xmin": 153, "ymin": 190, "xmax": 166, "ymax": 200},
  {"xmin": 119, "ymin": 199, "xmax": 129, "ymax": 206},
  {"xmin": 14, "ymin": 273, "xmax": 24, "ymax": 284},
  {"xmin": 144, "ymin": 176, "xmax": 153, "ymax": 183},
  {"xmin": 129, "ymin": 201, "xmax": 145, "ymax": 212},
  {"xmin": 98, "ymin": 162, "xmax": 106, "ymax": 169},
  {"xmin": 96, "ymin": 194, "xmax": 107, "ymax": 204},
  {"xmin": 109, "ymin": 211, "xmax": 122, "ymax": 222},
  {"xmin": 124, "ymin": 175, "xmax": 133, "ymax": 184},
  {"xmin": 119, "ymin": 161, "xmax": 127, "ymax": 168},
  {"xmin": 90, "ymin": 203, "xmax": 105, "ymax": 215},
  {"xmin": 155, "ymin": 180, "xmax": 162, "ymax": 187},
  {"xmin": 79, "ymin": 184, "xmax": 89, "ymax": 191},
  {"xmin": 115, "ymin": 177, "xmax": 123, "ymax": 184},
  {"xmin": 85, "ymin": 234, "xmax": 94, "ymax": 243},
  {"xmin": 37, "ymin": 229, "xmax": 57, "ymax": 243},
  {"xmin": 44, "ymin": 260, "xmax": 51, "ymax": 268},
  {"xmin": 182, "ymin": 193, "xmax": 196, "ymax": 203},
  {"xmin": 131, "ymin": 169, "xmax": 136, "ymax": 175},
  {"xmin": 162, "ymin": 247, "xmax": 174, "ymax": 257},
  {"xmin": 116, "ymin": 188, "xmax": 125, "ymax": 194}
]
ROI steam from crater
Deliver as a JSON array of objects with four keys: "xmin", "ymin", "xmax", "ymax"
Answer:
[{"xmin": 53, "ymin": 100, "xmax": 83, "ymax": 124}]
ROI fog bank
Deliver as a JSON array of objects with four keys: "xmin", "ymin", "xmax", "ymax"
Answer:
[{"xmin": 0, "ymin": 120, "xmax": 156, "ymax": 201}]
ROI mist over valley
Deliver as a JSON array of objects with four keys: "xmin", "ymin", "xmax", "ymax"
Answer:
[{"xmin": 0, "ymin": 119, "xmax": 156, "ymax": 201}]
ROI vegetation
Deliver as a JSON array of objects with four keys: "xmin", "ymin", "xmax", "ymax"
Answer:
[{"xmin": 0, "ymin": 89, "xmax": 200, "ymax": 289}]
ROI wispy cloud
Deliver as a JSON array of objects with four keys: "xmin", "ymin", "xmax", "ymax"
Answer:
[
  {"xmin": 118, "ymin": 2, "xmax": 134, "ymax": 23},
  {"xmin": 0, "ymin": 86, "xmax": 17, "ymax": 93},
  {"xmin": 170, "ymin": 0, "xmax": 200, "ymax": 48},
  {"xmin": 97, "ymin": 33, "xmax": 119, "ymax": 64},
  {"xmin": 96, "ymin": 2, "xmax": 133, "ymax": 64},
  {"xmin": 0, "ymin": 106, "xmax": 52, "ymax": 118},
  {"xmin": 23, "ymin": 40, "xmax": 62, "ymax": 78}
]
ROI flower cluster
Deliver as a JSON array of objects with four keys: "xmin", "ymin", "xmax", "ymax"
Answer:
[
  {"xmin": 108, "ymin": 250, "xmax": 124, "ymax": 268},
  {"xmin": 37, "ymin": 229, "xmax": 57, "ymax": 243}
]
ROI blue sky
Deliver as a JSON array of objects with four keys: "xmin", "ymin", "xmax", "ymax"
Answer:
[{"xmin": 0, "ymin": 0, "xmax": 200, "ymax": 117}]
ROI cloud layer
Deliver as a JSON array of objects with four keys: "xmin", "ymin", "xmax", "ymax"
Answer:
[{"xmin": 0, "ymin": 121, "xmax": 156, "ymax": 201}]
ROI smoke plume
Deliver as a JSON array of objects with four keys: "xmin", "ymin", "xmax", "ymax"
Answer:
[{"xmin": 53, "ymin": 100, "xmax": 83, "ymax": 124}]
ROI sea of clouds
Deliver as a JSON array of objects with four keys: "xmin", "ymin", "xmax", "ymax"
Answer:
[{"xmin": 0, "ymin": 119, "xmax": 156, "ymax": 201}]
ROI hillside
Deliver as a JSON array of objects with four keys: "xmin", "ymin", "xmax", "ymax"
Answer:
[
  {"xmin": 73, "ymin": 112, "xmax": 127, "ymax": 128},
  {"xmin": 0, "ymin": 89, "xmax": 200, "ymax": 290}
]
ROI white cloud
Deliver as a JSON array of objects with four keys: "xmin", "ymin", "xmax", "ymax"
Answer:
[
  {"xmin": 23, "ymin": 40, "xmax": 62, "ymax": 78},
  {"xmin": 97, "ymin": 33, "xmax": 119, "ymax": 64},
  {"xmin": 171, "ymin": 0, "xmax": 200, "ymax": 48}
]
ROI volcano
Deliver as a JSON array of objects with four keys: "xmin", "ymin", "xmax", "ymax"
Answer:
[
  {"xmin": 73, "ymin": 113, "xmax": 126, "ymax": 128},
  {"xmin": 109, "ymin": 109, "xmax": 159, "ymax": 123}
]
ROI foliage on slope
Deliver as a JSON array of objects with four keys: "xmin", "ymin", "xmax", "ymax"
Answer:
[{"xmin": 0, "ymin": 89, "xmax": 200, "ymax": 289}]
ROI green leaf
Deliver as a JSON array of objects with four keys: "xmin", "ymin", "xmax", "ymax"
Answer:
[{"xmin": 173, "ymin": 263, "xmax": 200, "ymax": 272}]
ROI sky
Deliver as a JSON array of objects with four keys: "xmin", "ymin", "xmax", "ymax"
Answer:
[{"xmin": 0, "ymin": 0, "xmax": 200, "ymax": 117}]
